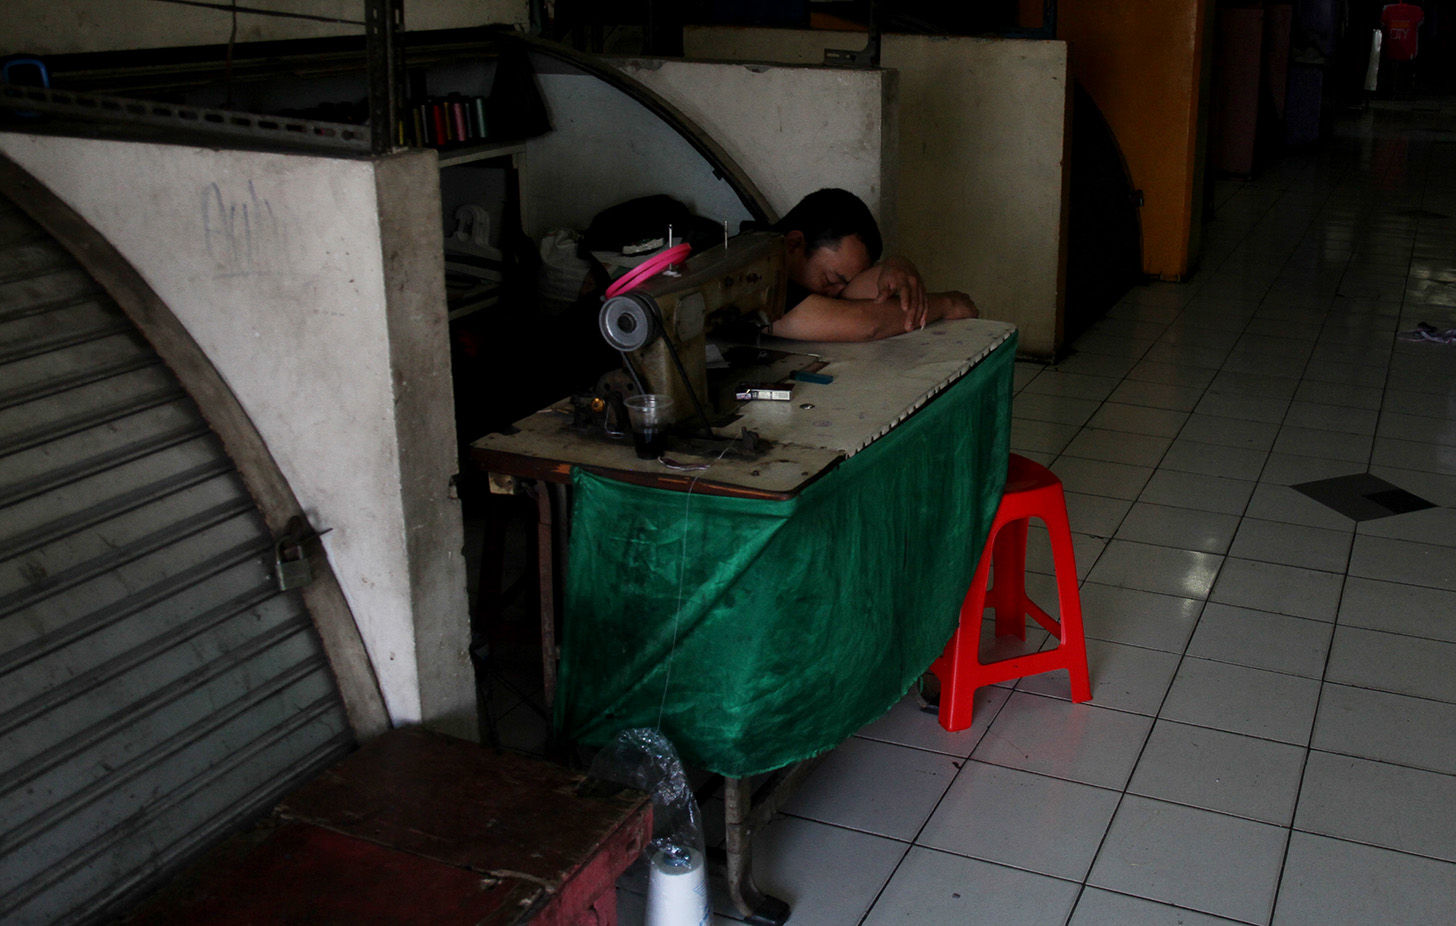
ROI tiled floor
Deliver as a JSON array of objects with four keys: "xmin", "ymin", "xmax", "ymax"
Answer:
[{"xmin": 488, "ymin": 97, "xmax": 1456, "ymax": 925}]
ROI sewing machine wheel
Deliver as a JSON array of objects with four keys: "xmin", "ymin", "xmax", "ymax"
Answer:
[{"xmin": 599, "ymin": 293, "xmax": 659, "ymax": 351}]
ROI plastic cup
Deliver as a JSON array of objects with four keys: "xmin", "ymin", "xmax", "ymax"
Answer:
[{"xmin": 624, "ymin": 394, "xmax": 673, "ymax": 459}]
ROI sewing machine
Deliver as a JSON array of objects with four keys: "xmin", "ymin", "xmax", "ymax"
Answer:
[{"xmin": 596, "ymin": 231, "xmax": 787, "ymax": 429}]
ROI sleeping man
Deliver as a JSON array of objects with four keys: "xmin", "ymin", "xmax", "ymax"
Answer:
[{"xmin": 765, "ymin": 188, "xmax": 979, "ymax": 342}]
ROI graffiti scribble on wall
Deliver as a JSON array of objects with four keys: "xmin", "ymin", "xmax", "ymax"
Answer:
[{"xmin": 201, "ymin": 180, "xmax": 293, "ymax": 277}]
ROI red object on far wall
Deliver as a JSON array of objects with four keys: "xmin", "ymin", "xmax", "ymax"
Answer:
[{"xmin": 1382, "ymin": 3, "xmax": 1425, "ymax": 61}]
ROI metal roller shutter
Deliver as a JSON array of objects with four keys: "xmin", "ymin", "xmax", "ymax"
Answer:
[{"xmin": 0, "ymin": 194, "xmax": 354, "ymax": 925}]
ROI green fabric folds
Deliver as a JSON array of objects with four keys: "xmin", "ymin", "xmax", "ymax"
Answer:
[{"xmin": 556, "ymin": 335, "xmax": 1015, "ymax": 776}]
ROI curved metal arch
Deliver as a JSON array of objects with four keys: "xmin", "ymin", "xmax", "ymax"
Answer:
[
  {"xmin": 0, "ymin": 151, "xmax": 391, "ymax": 741},
  {"xmin": 494, "ymin": 28, "xmax": 780, "ymax": 227}
]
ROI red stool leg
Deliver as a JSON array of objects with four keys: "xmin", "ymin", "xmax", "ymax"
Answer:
[
  {"xmin": 985, "ymin": 518, "xmax": 1030, "ymax": 640},
  {"xmin": 931, "ymin": 517, "xmax": 1000, "ymax": 733},
  {"xmin": 1039, "ymin": 491, "xmax": 1092, "ymax": 704}
]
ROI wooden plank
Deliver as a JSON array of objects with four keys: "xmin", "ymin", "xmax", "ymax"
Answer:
[
  {"xmin": 123, "ymin": 728, "xmax": 652, "ymax": 926},
  {"xmin": 278, "ymin": 727, "xmax": 651, "ymax": 889},
  {"xmin": 122, "ymin": 821, "xmax": 531, "ymax": 926}
]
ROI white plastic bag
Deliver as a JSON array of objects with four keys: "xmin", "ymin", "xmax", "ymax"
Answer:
[{"xmin": 538, "ymin": 228, "xmax": 593, "ymax": 314}]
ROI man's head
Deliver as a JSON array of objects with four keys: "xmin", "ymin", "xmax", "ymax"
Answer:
[{"xmin": 774, "ymin": 188, "xmax": 883, "ymax": 297}]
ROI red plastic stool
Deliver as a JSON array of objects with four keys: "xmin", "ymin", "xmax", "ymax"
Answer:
[{"xmin": 929, "ymin": 453, "xmax": 1092, "ymax": 732}]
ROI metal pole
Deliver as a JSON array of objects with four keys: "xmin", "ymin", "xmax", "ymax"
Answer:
[{"xmin": 366, "ymin": 0, "xmax": 406, "ymax": 154}]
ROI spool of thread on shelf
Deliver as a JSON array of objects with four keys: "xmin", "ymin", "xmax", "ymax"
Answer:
[{"xmin": 645, "ymin": 844, "xmax": 710, "ymax": 926}]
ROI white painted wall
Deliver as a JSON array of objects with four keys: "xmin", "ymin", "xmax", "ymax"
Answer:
[
  {"xmin": 0, "ymin": 132, "xmax": 471, "ymax": 732},
  {"xmin": 0, "ymin": 0, "xmax": 529, "ymax": 56},
  {"xmin": 684, "ymin": 28, "xmax": 1071, "ymax": 358},
  {"xmin": 608, "ymin": 58, "xmax": 898, "ymax": 245}
]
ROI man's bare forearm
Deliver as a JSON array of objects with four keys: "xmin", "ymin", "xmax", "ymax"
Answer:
[{"xmin": 769, "ymin": 294, "xmax": 910, "ymax": 341}]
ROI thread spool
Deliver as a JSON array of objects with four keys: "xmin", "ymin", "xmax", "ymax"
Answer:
[{"xmin": 645, "ymin": 844, "xmax": 710, "ymax": 926}]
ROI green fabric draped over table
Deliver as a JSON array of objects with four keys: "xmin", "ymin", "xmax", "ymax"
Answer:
[{"xmin": 555, "ymin": 334, "xmax": 1015, "ymax": 777}]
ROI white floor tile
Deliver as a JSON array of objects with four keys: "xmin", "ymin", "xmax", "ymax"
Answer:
[
  {"xmin": 1107, "ymin": 379, "xmax": 1206, "ymax": 412},
  {"xmin": 1312, "ymin": 683, "xmax": 1456, "ymax": 775},
  {"xmin": 1071, "ymin": 332, "xmax": 1155, "ymax": 359},
  {"xmin": 1088, "ymin": 317, "xmax": 1169, "ymax": 342},
  {"xmin": 1019, "ymin": 524, "xmax": 1106, "ymax": 582},
  {"xmin": 1178, "ymin": 412, "xmax": 1281, "ymax": 451},
  {"xmin": 1140, "ymin": 341, "xmax": 1233, "ymax": 371},
  {"xmin": 1114, "ymin": 502, "xmax": 1240, "ymax": 554},
  {"xmin": 1086, "ymin": 402, "xmax": 1190, "ymax": 438},
  {"xmin": 1293, "ymin": 378, "xmax": 1383, "ymax": 409},
  {"xmin": 1087, "ymin": 796, "xmax": 1288, "ymax": 924},
  {"xmin": 1383, "ymin": 386, "xmax": 1456, "ymax": 419},
  {"xmin": 918, "ymin": 761, "xmax": 1120, "ymax": 880},
  {"xmin": 1325, "ymin": 626, "xmax": 1456, "ymax": 703},
  {"xmin": 1077, "ymin": 583, "xmax": 1205, "ymax": 653},
  {"xmin": 1274, "ymin": 833, "xmax": 1456, "ymax": 926},
  {"xmin": 1069, "ymin": 888, "xmax": 1248, "ymax": 926},
  {"xmin": 1052, "ymin": 351, "xmax": 1140, "ymax": 380},
  {"xmin": 1138, "ymin": 469, "xmax": 1256, "ymax": 515},
  {"xmin": 1294, "ymin": 751, "xmax": 1456, "ymax": 862},
  {"xmin": 1353, "ymin": 503, "xmax": 1456, "ymax": 547},
  {"xmin": 1012, "ymin": 391, "xmax": 1102, "ymax": 427},
  {"xmin": 1009, "ymin": 417, "xmax": 1080, "ymax": 456},
  {"xmin": 971, "ymin": 692, "xmax": 1152, "ymax": 789},
  {"xmin": 1276, "ymin": 425, "xmax": 1376, "ymax": 464},
  {"xmin": 1012, "ymin": 362, "xmax": 1044, "ymax": 393},
  {"xmin": 1208, "ymin": 557, "xmax": 1344, "ymax": 621},
  {"xmin": 1337, "ymin": 575, "xmax": 1456, "ymax": 642},
  {"xmin": 1049, "ymin": 456, "xmax": 1155, "ymax": 500},
  {"xmin": 1227, "ymin": 517, "xmax": 1353, "ymax": 572},
  {"xmin": 856, "ymin": 691, "xmax": 1007, "ymax": 759},
  {"xmin": 1085, "ymin": 539, "xmax": 1223, "ymax": 599},
  {"xmin": 1372, "ymin": 435, "xmax": 1456, "ymax": 475},
  {"xmin": 1159, "ymin": 438, "xmax": 1268, "ymax": 480},
  {"xmin": 860, "ymin": 847, "xmax": 1080, "ymax": 926},
  {"xmin": 1204, "ymin": 371, "xmax": 1300, "ymax": 401},
  {"xmin": 719, "ymin": 817, "xmax": 909, "ymax": 926},
  {"xmin": 1258, "ymin": 450, "xmax": 1364, "ymax": 485},
  {"xmin": 1185, "ymin": 602, "xmax": 1333, "ymax": 678},
  {"xmin": 1062, "ymin": 428, "xmax": 1174, "ymax": 467},
  {"xmin": 1378, "ymin": 408, "xmax": 1456, "ymax": 445},
  {"xmin": 780, "ymin": 738, "xmax": 960, "ymax": 841},
  {"xmin": 1127, "ymin": 359, "xmax": 1218, "ymax": 389},
  {"xmin": 1018, "ymin": 370, "xmax": 1121, "ymax": 401},
  {"xmin": 1128, "ymin": 719, "xmax": 1307, "ymax": 825},
  {"xmin": 1349, "ymin": 533, "xmax": 1456, "ymax": 591},
  {"xmin": 1194, "ymin": 390, "xmax": 1291, "ymax": 424},
  {"xmin": 1063, "ymin": 491, "xmax": 1133, "ymax": 538},
  {"xmin": 1159, "ymin": 657, "xmax": 1321, "ymax": 745},
  {"xmin": 1285, "ymin": 401, "xmax": 1379, "ymax": 434},
  {"xmin": 1018, "ymin": 638, "xmax": 1180, "ymax": 716}
]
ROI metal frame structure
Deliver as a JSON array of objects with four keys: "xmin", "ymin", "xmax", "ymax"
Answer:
[
  {"xmin": 365, "ymin": 0, "xmax": 407, "ymax": 154},
  {"xmin": 0, "ymin": 83, "xmax": 372, "ymax": 154}
]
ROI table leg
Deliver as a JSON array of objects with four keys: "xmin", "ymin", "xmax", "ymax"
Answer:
[
  {"xmin": 720, "ymin": 757, "xmax": 825, "ymax": 926},
  {"xmin": 723, "ymin": 776, "xmax": 790, "ymax": 926},
  {"xmin": 531, "ymin": 481, "xmax": 559, "ymax": 707}
]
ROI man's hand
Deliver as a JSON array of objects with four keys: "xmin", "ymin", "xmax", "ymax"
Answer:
[
  {"xmin": 934, "ymin": 291, "xmax": 979, "ymax": 321},
  {"xmin": 874, "ymin": 256, "xmax": 929, "ymax": 330}
]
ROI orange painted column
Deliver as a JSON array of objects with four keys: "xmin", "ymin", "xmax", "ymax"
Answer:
[{"xmin": 1058, "ymin": 0, "xmax": 1213, "ymax": 280}]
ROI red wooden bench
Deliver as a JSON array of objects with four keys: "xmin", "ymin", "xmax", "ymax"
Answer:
[{"xmin": 123, "ymin": 727, "xmax": 652, "ymax": 925}]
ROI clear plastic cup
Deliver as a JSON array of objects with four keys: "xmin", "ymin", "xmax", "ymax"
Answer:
[{"xmin": 624, "ymin": 394, "xmax": 674, "ymax": 459}]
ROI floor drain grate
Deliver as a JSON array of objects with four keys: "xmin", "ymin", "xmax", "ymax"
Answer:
[{"xmin": 1291, "ymin": 472, "xmax": 1436, "ymax": 521}]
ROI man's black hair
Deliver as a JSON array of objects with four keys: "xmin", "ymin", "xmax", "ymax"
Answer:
[{"xmin": 773, "ymin": 188, "xmax": 884, "ymax": 262}]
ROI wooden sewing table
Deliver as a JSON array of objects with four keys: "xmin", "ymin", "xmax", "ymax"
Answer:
[{"xmin": 470, "ymin": 320, "xmax": 1016, "ymax": 925}]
